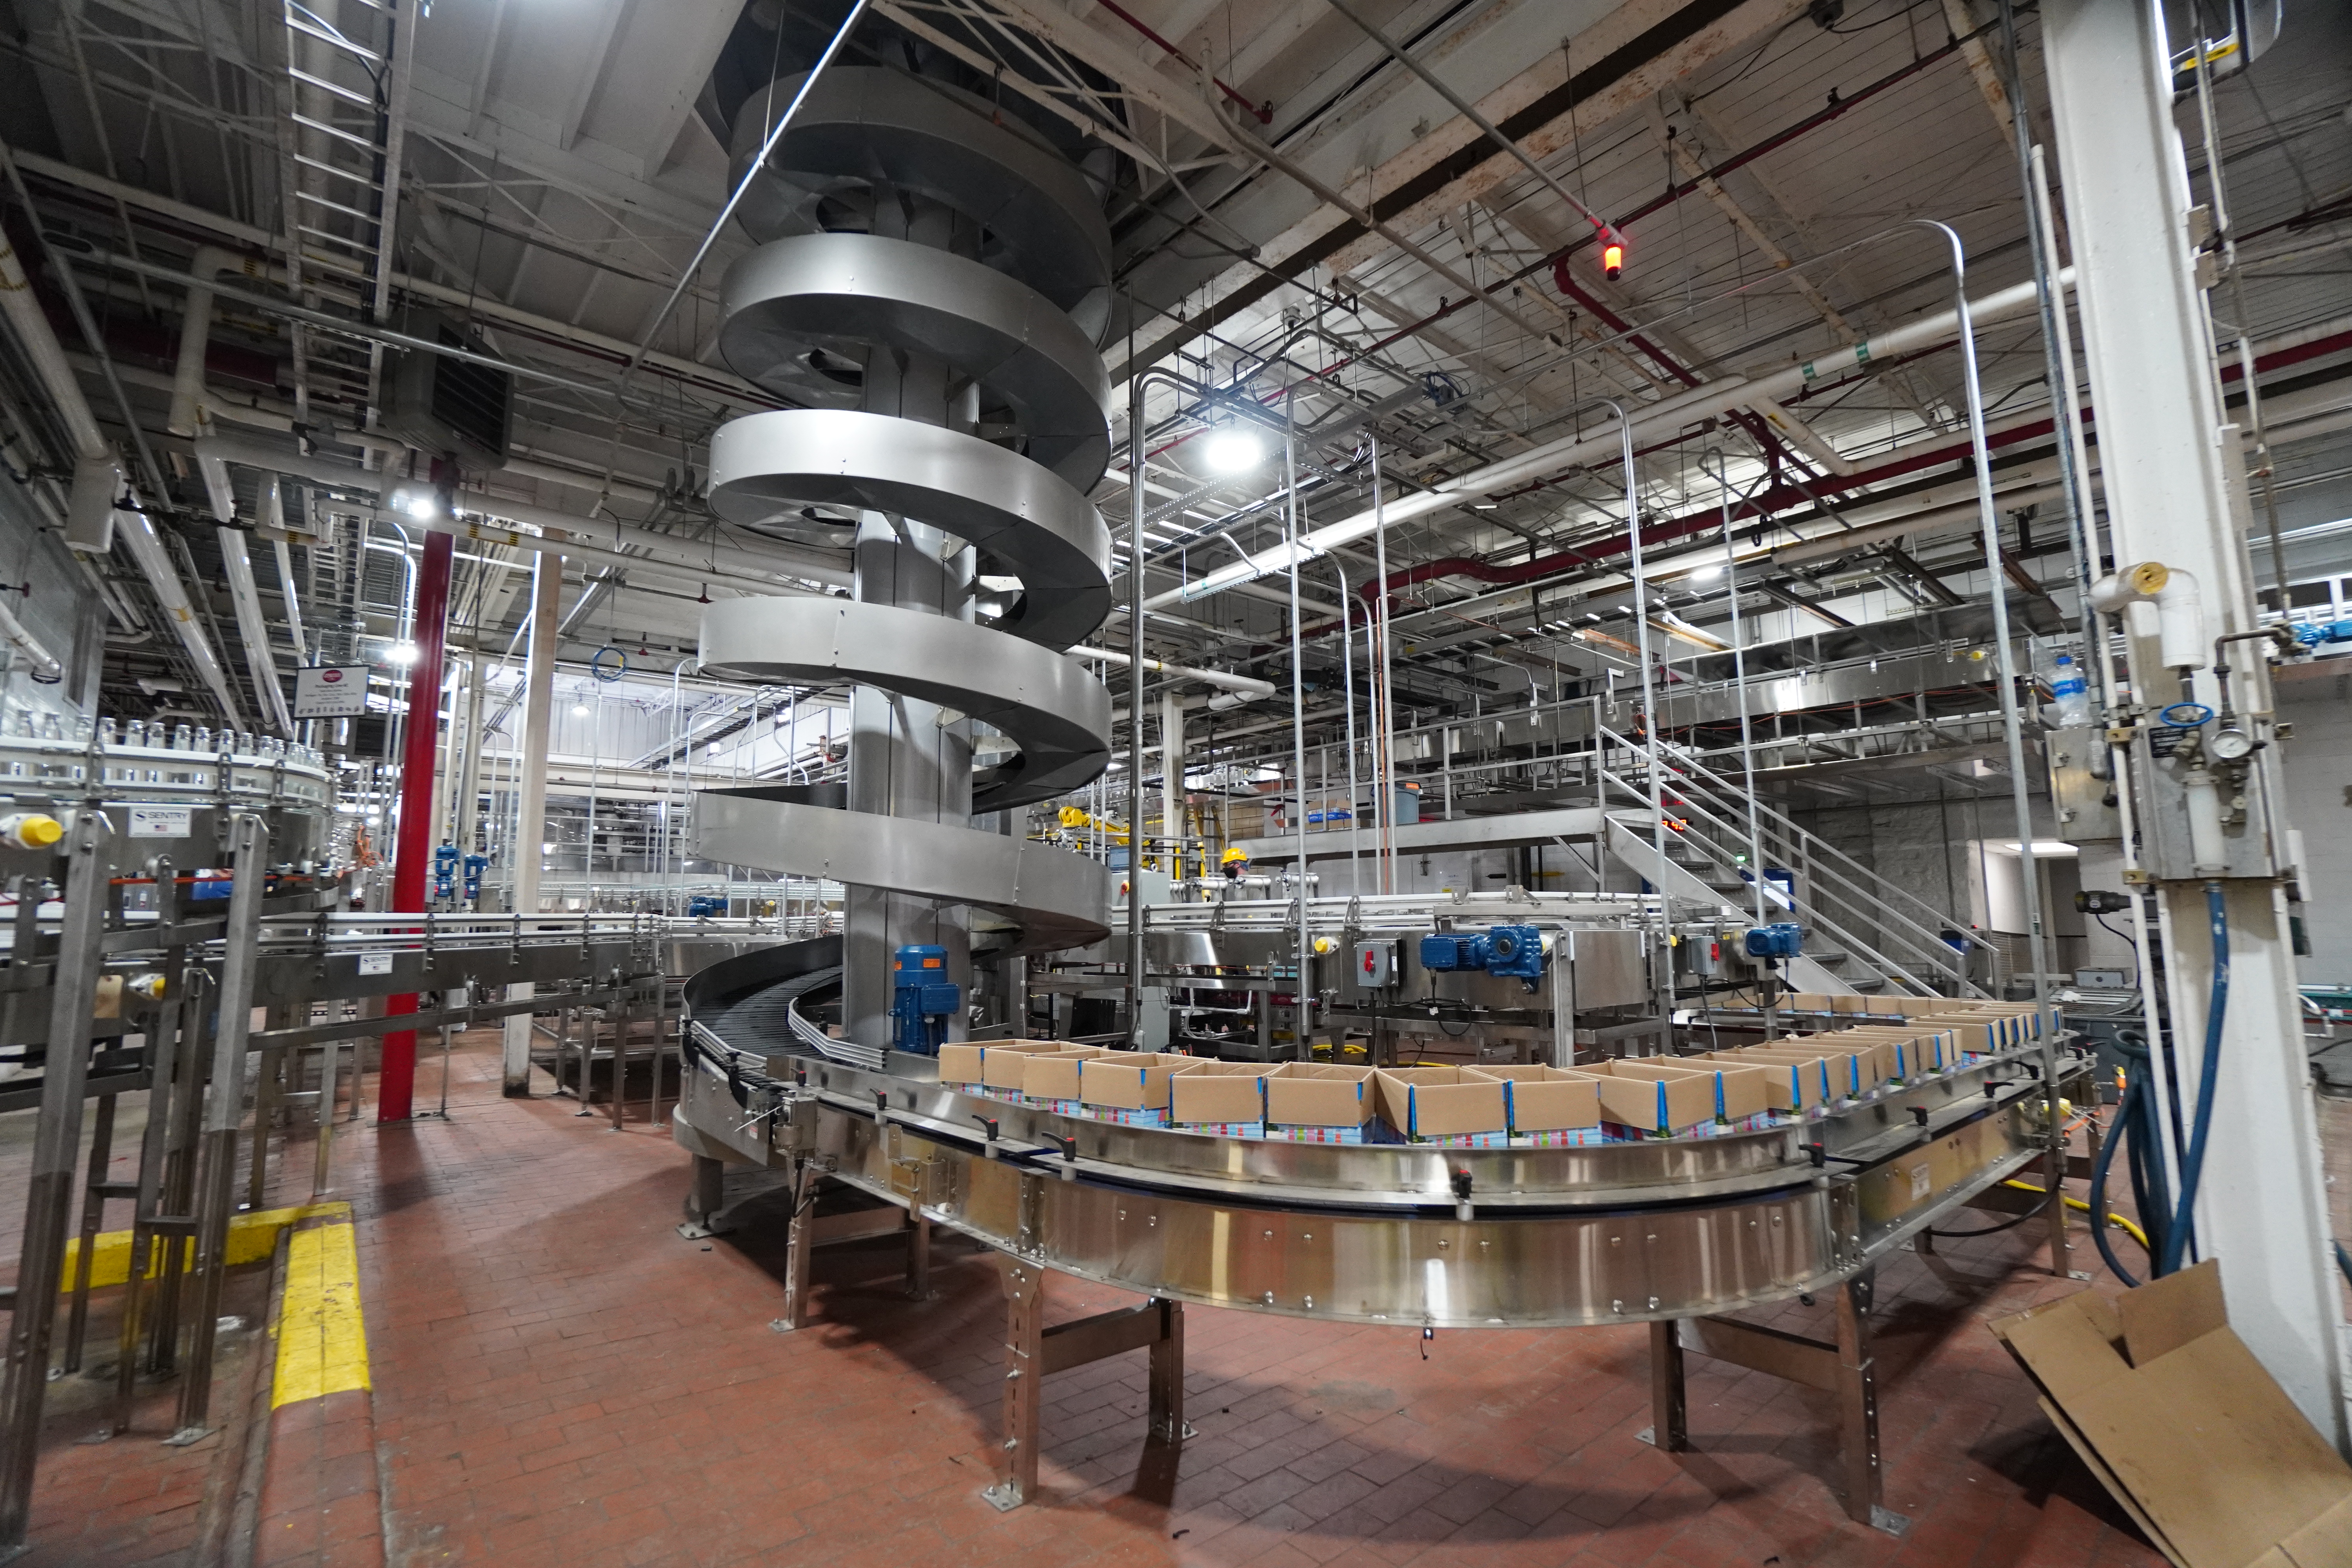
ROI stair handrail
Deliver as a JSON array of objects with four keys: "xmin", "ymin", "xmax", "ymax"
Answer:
[
  {"xmin": 1591, "ymin": 720, "xmax": 2000, "ymax": 978},
  {"xmin": 1595, "ymin": 777, "xmax": 1956, "ymax": 998}
]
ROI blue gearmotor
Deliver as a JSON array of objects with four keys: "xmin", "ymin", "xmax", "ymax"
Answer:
[{"xmin": 891, "ymin": 944, "xmax": 961, "ymax": 1055}]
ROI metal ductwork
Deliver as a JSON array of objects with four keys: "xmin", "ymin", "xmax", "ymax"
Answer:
[{"xmin": 692, "ymin": 53, "xmax": 1118, "ymax": 1045}]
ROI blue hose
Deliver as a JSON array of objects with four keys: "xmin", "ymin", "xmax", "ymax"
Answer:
[
  {"xmin": 2159, "ymin": 882, "xmax": 2230, "ymax": 1277},
  {"xmin": 2089, "ymin": 1073, "xmax": 2145, "ymax": 1287}
]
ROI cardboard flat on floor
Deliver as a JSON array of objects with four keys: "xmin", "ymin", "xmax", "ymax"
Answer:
[
  {"xmin": 1989, "ymin": 1261, "xmax": 2352, "ymax": 1568},
  {"xmin": 937, "ymin": 1039, "xmax": 1061, "ymax": 1087},
  {"xmin": 1167, "ymin": 1060, "xmax": 1266, "ymax": 1124},
  {"xmin": 1605, "ymin": 1058, "xmax": 1772, "ymax": 1123},
  {"xmin": 984, "ymin": 1045, "xmax": 1103, "ymax": 1093},
  {"xmin": 1078, "ymin": 1052, "xmax": 1193, "ymax": 1110},
  {"xmin": 1264, "ymin": 1062, "xmax": 1377, "ymax": 1128},
  {"xmin": 1465, "ymin": 1066, "xmax": 1602, "ymax": 1132},
  {"xmin": 1374, "ymin": 1067, "xmax": 1508, "ymax": 1139}
]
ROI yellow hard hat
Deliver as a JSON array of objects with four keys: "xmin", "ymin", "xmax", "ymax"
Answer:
[{"xmin": 1220, "ymin": 846, "xmax": 1249, "ymax": 864}]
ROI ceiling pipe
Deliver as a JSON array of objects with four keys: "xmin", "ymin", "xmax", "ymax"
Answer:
[
  {"xmin": 0, "ymin": 211, "xmax": 243, "ymax": 717},
  {"xmin": 1329, "ymin": 317, "xmax": 2352, "ymax": 624},
  {"xmin": 1147, "ymin": 271, "xmax": 2067, "ymax": 610},
  {"xmin": 216, "ymin": 526, "xmax": 294, "ymax": 731},
  {"xmin": 1068, "ymin": 644, "xmax": 1276, "ymax": 697}
]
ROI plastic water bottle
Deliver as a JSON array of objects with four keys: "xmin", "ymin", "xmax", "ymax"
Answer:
[{"xmin": 2051, "ymin": 653, "xmax": 2092, "ymax": 728}]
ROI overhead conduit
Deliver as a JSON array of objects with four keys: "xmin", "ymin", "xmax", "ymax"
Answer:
[{"xmin": 0, "ymin": 220, "xmax": 245, "ymax": 719}]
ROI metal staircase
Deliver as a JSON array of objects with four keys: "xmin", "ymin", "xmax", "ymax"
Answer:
[{"xmin": 1588, "ymin": 724, "xmax": 1999, "ymax": 1000}]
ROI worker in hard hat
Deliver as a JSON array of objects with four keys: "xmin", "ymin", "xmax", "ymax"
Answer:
[{"xmin": 1220, "ymin": 846, "xmax": 1249, "ymax": 881}]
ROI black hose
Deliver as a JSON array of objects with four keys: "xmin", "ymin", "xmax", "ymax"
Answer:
[
  {"xmin": 1924, "ymin": 1184, "xmax": 2059, "ymax": 1239},
  {"xmin": 2159, "ymin": 883, "xmax": 2230, "ymax": 1277}
]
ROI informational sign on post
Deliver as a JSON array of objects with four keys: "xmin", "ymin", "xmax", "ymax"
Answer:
[{"xmin": 294, "ymin": 665, "xmax": 370, "ymax": 719}]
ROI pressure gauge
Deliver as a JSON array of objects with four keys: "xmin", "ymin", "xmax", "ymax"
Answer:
[{"xmin": 2208, "ymin": 724, "xmax": 2256, "ymax": 762}]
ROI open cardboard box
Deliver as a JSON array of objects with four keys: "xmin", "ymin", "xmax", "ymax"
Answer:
[
  {"xmin": 1990, "ymin": 1261, "xmax": 2352, "ymax": 1568},
  {"xmin": 984, "ymin": 1045, "xmax": 1103, "ymax": 1094},
  {"xmin": 937, "ymin": 1039, "xmax": 1062, "ymax": 1089},
  {"xmin": 1166, "ymin": 1060, "xmax": 1266, "ymax": 1128},
  {"xmin": 1703, "ymin": 1049, "xmax": 1829, "ymax": 1112},
  {"xmin": 1608, "ymin": 1057, "xmax": 1773, "ymax": 1125},
  {"xmin": 1265, "ymin": 1063, "xmax": 1377, "ymax": 1130},
  {"xmin": 1079, "ymin": 1052, "xmax": 1193, "ymax": 1111},
  {"xmin": 1465, "ymin": 1065, "xmax": 1603, "ymax": 1139},
  {"xmin": 1374, "ymin": 1067, "xmax": 1508, "ymax": 1143},
  {"xmin": 1586, "ymin": 1059, "xmax": 1720, "ymax": 1138}
]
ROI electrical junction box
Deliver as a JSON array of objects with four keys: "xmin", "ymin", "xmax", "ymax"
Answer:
[{"xmin": 1355, "ymin": 938, "xmax": 1397, "ymax": 990}]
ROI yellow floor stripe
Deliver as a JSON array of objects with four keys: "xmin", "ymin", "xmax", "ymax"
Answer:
[
  {"xmin": 272, "ymin": 1219, "xmax": 370, "ymax": 1408},
  {"xmin": 59, "ymin": 1201, "xmax": 353, "ymax": 1292}
]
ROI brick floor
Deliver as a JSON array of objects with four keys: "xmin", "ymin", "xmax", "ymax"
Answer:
[
  {"xmin": 331, "ymin": 1031, "xmax": 2165, "ymax": 1567},
  {"xmin": 6, "ymin": 1025, "xmax": 2182, "ymax": 1566}
]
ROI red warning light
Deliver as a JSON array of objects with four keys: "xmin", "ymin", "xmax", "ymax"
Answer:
[{"xmin": 1601, "ymin": 235, "xmax": 1625, "ymax": 281}]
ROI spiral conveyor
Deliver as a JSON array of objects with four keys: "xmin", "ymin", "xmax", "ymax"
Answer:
[{"xmin": 692, "ymin": 52, "xmax": 1118, "ymax": 1045}]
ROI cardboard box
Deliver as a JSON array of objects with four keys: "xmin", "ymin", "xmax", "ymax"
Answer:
[
  {"xmin": 1465, "ymin": 1065, "xmax": 1602, "ymax": 1135},
  {"xmin": 1738, "ymin": 1042, "xmax": 1875, "ymax": 1100},
  {"xmin": 1265, "ymin": 1063, "xmax": 1377, "ymax": 1130},
  {"xmin": 984, "ymin": 1045, "xmax": 1102, "ymax": 1094},
  {"xmin": 1374, "ymin": 1067, "xmax": 1508, "ymax": 1141},
  {"xmin": 1078, "ymin": 1052, "xmax": 1193, "ymax": 1112},
  {"xmin": 1166, "ymin": 1060, "xmax": 1266, "ymax": 1127},
  {"xmin": 1704, "ymin": 1049, "xmax": 1829, "ymax": 1112},
  {"xmin": 1607, "ymin": 1058, "xmax": 1774, "ymax": 1124},
  {"xmin": 1989, "ymin": 1261, "xmax": 2352, "ymax": 1568},
  {"xmin": 937, "ymin": 1039, "xmax": 1060, "ymax": 1090},
  {"xmin": 1588, "ymin": 1060, "xmax": 1718, "ymax": 1138}
]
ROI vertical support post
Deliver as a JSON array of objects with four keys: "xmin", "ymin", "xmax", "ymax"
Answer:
[
  {"xmin": 1647, "ymin": 1320, "xmax": 1688, "ymax": 1452},
  {"xmin": 60, "ymin": 1094, "xmax": 117, "ymax": 1372},
  {"xmin": 685, "ymin": 1154, "xmax": 725, "ymax": 1231},
  {"xmin": 778, "ymin": 1157, "xmax": 817, "ymax": 1331},
  {"xmin": 1834, "ymin": 1270, "xmax": 1904, "ymax": 1533},
  {"xmin": 312, "ymin": 1037, "xmax": 339, "ymax": 1196},
  {"xmin": 383, "ymin": 528, "xmax": 454, "ymax": 1121},
  {"xmin": 905, "ymin": 1208, "xmax": 931, "ymax": 1300},
  {"xmin": 2045, "ymin": 1143, "xmax": 2075, "ymax": 1278},
  {"xmin": 246, "ymin": 1047, "xmax": 281, "ymax": 1208},
  {"xmin": 503, "ymin": 551, "xmax": 560, "ymax": 1095},
  {"xmin": 119, "ymin": 871, "xmax": 183, "ymax": 1427},
  {"xmin": 171, "ymin": 814, "xmax": 270, "ymax": 1441},
  {"xmin": 148, "ymin": 974, "xmax": 210, "ymax": 1374},
  {"xmin": 983, "ymin": 1254, "xmax": 1045, "ymax": 1510},
  {"xmin": 2043, "ymin": 0, "xmax": 2345, "ymax": 1444},
  {"xmin": 0, "ymin": 807, "xmax": 111, "ymax": 1549},
  {"xmin": 1146, "ymin": 1298, "xmax": 1187, "ymax": 1443},
  {"xmin": 608, "ymin": 989, "xmax": 628, "ymax": 1131}
]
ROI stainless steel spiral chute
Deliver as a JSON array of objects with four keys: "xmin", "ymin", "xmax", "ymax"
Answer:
[{"xmin": 690, "ymin": 39, "xmax": 1119, "ymax": 1039}]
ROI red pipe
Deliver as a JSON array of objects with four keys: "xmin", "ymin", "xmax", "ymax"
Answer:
[
  {"xmin": 1089, "ymin": 0, "xmax": 1271, "ymax": 123},
  {"xmin": 378, "ymin": 528, "xmax": 453, "ymax": 1123}
]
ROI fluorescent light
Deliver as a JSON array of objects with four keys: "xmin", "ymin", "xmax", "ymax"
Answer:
[
  {"xmin": 571, "ymin": 702, "xmax": 590, "ymax": 716},
  {"xmin": 1202, "ymin": 428, "xmax": 1263, "ymax": 474},
  {"xmin": 384, "ymin": 642, "xmax": 419, "ymax": 667},
  {"xmin": 1691, "ymin": 563, "xmax": 1723, "ymax": 582},
  {"xmin": 395, "ymin": 488, "xmax": 439, "ymax": 520}
]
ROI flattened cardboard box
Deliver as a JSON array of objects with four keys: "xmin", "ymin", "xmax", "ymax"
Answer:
[
  {"xmin": 1167, "ymin": 1060, "xmax": 1266, "ymax": 1124},
  {"xmin": 1989, "ymin": 1261, "xmax": 2352, "ymax": 1568},
  {"xmin": 1264, "ymin": 1062, "xmax": 1376, "ymax": 1128}
]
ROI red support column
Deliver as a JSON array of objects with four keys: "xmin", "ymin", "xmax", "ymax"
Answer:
[{"xmin": 379, "ymin": 529, "xmax": 453, "ymax": 1122}]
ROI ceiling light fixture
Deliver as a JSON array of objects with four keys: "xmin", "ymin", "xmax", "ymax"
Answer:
[
  {"xmin": 1692, "ymin": 563, "xmax": 1723, "ymax": 582},
  {"xmin": 1202, "ymin": 427, "xmax": 1264, "ymax": 474},
  {"xmin": 384, "ymin": 642, "xmax": 419, "ymax": 667}
]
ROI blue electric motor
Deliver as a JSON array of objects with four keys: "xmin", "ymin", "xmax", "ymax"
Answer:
[
  {"xmin": 1418, "ymin": 932, "xmax": 1491, "ymax": 971},
  {"xmin": 432, "ymin": 841, "xmax": 459, "ymax": 900},
  {"xmin": 1485, "ymin": 924, "xmax": 1547, "ymax": 981},
  {"xmin": 461, "ymin": 852, "xmax": 488, "ymax": 901},
  {"xmin": 891, "ymin": 944, "xmax": 961, "ymax": 1056},
  {"xmin": 1743, "ymin": 922, "xmax": 1806, "ymax": 962},
  {"xmin": 686, "ymin": 894, "xmax": 726, "ymax": 917}
]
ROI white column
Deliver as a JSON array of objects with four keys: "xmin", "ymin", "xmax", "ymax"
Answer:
[
  {"xmin": 2045, "ymin": 0, "xmax": 2346, "ymax": 1445},
  {"xmin": 501, "ymin": 554, "xmax": 563, "ymax": 1095}
]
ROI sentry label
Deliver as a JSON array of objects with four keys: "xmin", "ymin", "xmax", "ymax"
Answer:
[
  {"xmin": 358, "ymin": 953, "xmax": 394, "ymax": 976},
  {"xmin": 128, "ymin": 806, "xmax": 193, "ymax": 838}
]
